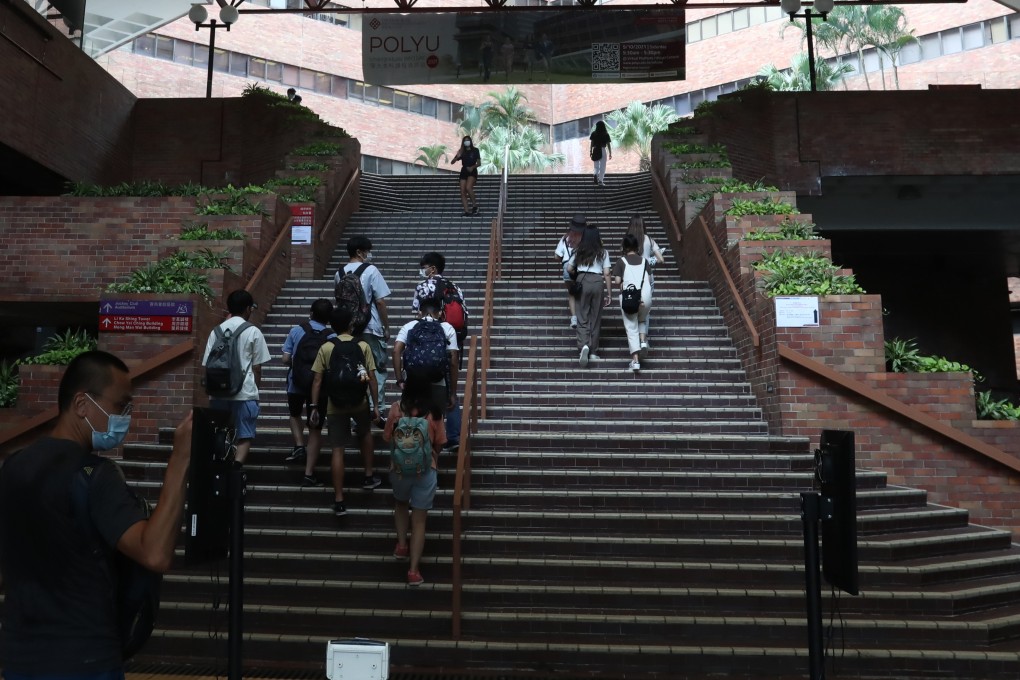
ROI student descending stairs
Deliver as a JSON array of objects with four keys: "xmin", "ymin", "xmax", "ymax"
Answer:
[{"xmin": 123, "ymin": 171, "xmax": 1020, "ymax": 679}]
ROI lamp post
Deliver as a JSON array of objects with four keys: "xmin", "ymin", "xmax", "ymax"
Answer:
[
  {"xmin": 189, "ymin": 4, "xmax": 240, "ymax": 98},
  {"xmin": 781, "ymin": 0, "xmax": 834, "ymax": 92}
]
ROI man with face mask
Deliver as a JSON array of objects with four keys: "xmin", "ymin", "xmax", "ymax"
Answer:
[{"xmin": 0, "ymin": 350, "xmax": 194, "ymax": 677}]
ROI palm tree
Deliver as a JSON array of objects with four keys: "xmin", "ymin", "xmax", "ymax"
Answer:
[
  {"xmin": 783, "ymin": 10, "xmax": 852, "ymax": 90},
  {"xmin": 481, "ymin": 86, "xmax": 536, "ymax": 134},
  {"xmin": 759, "ymin": 53, "xmax": 853, "ymax": 92},
  {"xmin": 414, "ymin": 143, "xmax": 448, "ymax": 170},
  {"xmin": 605, "ymin": 101, "xmax": 679, "ymax": 171},
  {"xmin": 456, "ymin": 103, "xmax": 485, "ymax": 140},
  {"xmin": 477, "ymin": 125, "xmax": 565, "ymax": 174},
  {"xmin": 865, "ymin": 5, "xmax": 917, "ymax": 90}
]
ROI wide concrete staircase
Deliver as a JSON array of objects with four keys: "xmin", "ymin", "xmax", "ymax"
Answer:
[{"xmin": 124, "ymin": 172, "xmax": 1020, "ymax": 679}]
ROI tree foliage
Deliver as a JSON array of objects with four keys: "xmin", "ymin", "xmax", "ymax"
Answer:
[{"xmin": 606, "ymin": 101, "xmax": 679, "ymax": 171}]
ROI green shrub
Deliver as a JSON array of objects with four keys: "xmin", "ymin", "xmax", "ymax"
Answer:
[
  {"xmin": 293, "ymin": 142, "xmax": 344, "ymax": 156},
  {"xmin": 725, "ymin": 198, "xmax": 799, "ymax": 217},
  {"xmin": 671, "ymin": 159, "xmax": 732, "ymax": 170},
  {"xmin": 693, "ymin": 99, "xmax": 722, "ymax": 118},
  {"xmin": 317, "ymin": 126, "xmax": 351, "ymax": 139},
  {"xmin": 267, "ymin": 176, "xmax": 322, "ymax": 188},
  {"xmin": 681, "ymin": 175, "xmax": 729, "ymax": 185},
  {"xmin": 753, "ymin": 251, "xmax": 865, "ymax": 297},
  {"xmin": 664, "ymin": 142, "xmax": 728, "ymax": 156},
  {"xmin": 668, "ymin": 125, "xmax": 697, "ymax": 136},
  {"xmin": 0, "ymin": 360, "xmax": 18, "ymax": 407},
  {"xmin": 195, "ymin": 193, "xmax": 268, "ymax": 217},
  {"xmin": 743, "ymin": 221, "xmax": 821, "ymax": 241},
  {"xmin": 19, "ymin": 329, "xmax": 97, "ymax": 366},
  {"xmin": 279, "ymin": 188, "xmax": 318, "ymax": 203},
  {"xmin": 179, "ymin": 223, "xmax": 246, "ymax": 240},
  {"xmin": 884, "ymin": 337, "xmax": 978, "ymax": 376},
  {"xmin": 105, "ymin": 250, "xmax": 231, "ymax": 299},
  {"xmin": 64, "ymin": 180, "xmax": 208, "ymax": 197},
  {"xmin": 288, "ymin": 161, "xmax": 330, "ymax": 172},
  {"xmin": 976, "ymin": 391, "xmax": 1020, "ymax": 420},
  {"xmin": 688, "ymin": 178, "xmax": 779, "ymax": 202}
]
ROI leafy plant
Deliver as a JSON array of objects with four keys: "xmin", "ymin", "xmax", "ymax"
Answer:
[
  {"xmin": 64, "ymin": 180, "xmax": 209, "ymax": 197},
  {"xmin": 317, "ymin": 126, "xmax": 351, "ymax": 138},
  {"xmin": 693, "ymin": 99, "xmax": 723, "ymax": 118},
  {"xmin": 688, "ymin": 178, "xmax": 780, "ymax": 202},
  {"xmin": 195, "ymin": 193, "xmax": 268, "ymax": 217},
  {"xmin": 162, "ymin": 249, "xmax": 233, "ymax": 271},
  {"xmin": 266, "ymin": 176, "xmax": 322, "ymax": 188},
  {"xmin": 976, "ymin": 391, "xmax": 1020, "ymax": 421},
  {"xmin": 105, "ymin": 250, "xmax": 233, "ymax": 299},
  {"xmin": 241, "ymin": 82, "xmax": 280, "ymax": 99},
  {"xmin": 668, "ymin": 125, "xmax": 697, "ymax": 136},
  {"xmin": 0, "ymin": 360, "xmax": 19, "ymax": 408},
  {"xmin": 885, "ymin": 337, "xmax": 981, "ymax": 378},
  {"xmin": 287, "ymin": 161, "xmax": 330, "ymax": 172},
  {"xmin": 671, "ymin": 159, "xmax": 732, "ymax": 170},
  {"xmin": 279, "ymin": 188, "xmax": 318, "ymax": 203},
  {"xmin": 179, "ymin": 223, "xmax": 246, "ymax": 240},
  {"xmin": 743, "ymin": 221, "xmax": 821, "ymax": 241},
  {"xmin": 753, "ymin": 251, "xmax": 865, "ymax": 297},
  {"xmin": 664, "ymin": 142, "xmax": 728, "ymax": 156},
  {"xmin": 292, "ymin": 142, "xmax": 344, "ymax": 156},
  {"xmin": 606, "ymin": 100, "xmax": 679, "ymax": 171},
  {"xmin": 19, "ymin": 329, "xmax": 97, "ymax": 366},
  {"xmin": 726, "ymin": 198, "xmax": 800, "ymax": 216},
  {"xmin": 414, "ymin": 143, "xmax": 449, "ymax": 169}
]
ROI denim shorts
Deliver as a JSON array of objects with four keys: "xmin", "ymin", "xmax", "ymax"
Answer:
[
  {"xmin": 562, "ymin": 262, "xmax": 572, "ymax": 282},
  {"xmin": 209, "ymin": 399, "xmax": 259, "ymax": 440},
  {"xmin": 390, "ymin": 467, "xmax": 437, "ymax": 511}
]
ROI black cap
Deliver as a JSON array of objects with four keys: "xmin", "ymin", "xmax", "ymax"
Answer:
[{"xmin": 569, "ymin": 214, "xmax": 587, "ymax": 230}]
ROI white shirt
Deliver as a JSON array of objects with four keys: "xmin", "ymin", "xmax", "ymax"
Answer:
[
  {"xmin": 335, "ymin": 262, "xmax": 391, "ymax": 337},
  {"xmin": 395, "ymin": 316, "xmax": 459, "ymax": 352},
  {"xmin": 554, "ymin": 236, "xmax": 576, "ymax": 264},
  {"xmin": 567, "ymin": 251, "xmax": 611, "ymax": 275},
  {"xmin": 641, "ymin": 235, "xmax": 660, "ymax": 266},
  {"xmin": 201, "ymin": 316, "xmax": 272, "ymax": 401}
]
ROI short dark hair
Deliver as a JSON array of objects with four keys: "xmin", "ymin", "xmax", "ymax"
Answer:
[
  {"xmin": 58, "ymin": 350, "xmax": 130, "ymax": 413},
  {"xmin": 310, "ymin": 298, "xmax": 333, "ymax": 324},
  {"xmin": 226, "ymin": 289, "xmax": 255, "ymax": 316},
  {"xmin": 347, "ymin": 235, "xmax": 372, "ymax": 258},
  {"xmin": 419, "ymin": 296, "xmax": 443, "ymax": 315},
  {"xmin": 330, "ymin": 306, "xmax": 354, "ymax": 334},
  {"xmin": 622, "ymin": 233, "xmax": 640, "ymax": 252},
  {"xmin": 419, "ymin": 252, "xmax": 446, "ymax": 273},
  {"xmin": 287, "ymin": 87, "xmax": 296, "ymax": 95}
]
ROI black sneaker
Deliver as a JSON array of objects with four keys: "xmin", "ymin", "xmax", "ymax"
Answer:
[
  {"xmin": 471, "ymin": 205, "xmax": 479, "ymax": 215},
  {"xmin": 301, "ymin": 474, "xmax": 324, "ymax": 488},
  {"xmin": 363, "ymin": 475, "xmax": 382, "ymax": 490},
  {"xmin": 333, "ymin": 501, "xmax": 347, "ymax": 517},
  {"xmin": 284, "ymin": 446, "xmax": 306, "ymax": 464}
]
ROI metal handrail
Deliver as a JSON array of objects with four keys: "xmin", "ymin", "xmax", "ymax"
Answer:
[
  {"xmin": 319, "ymin": 166, "xmax": 360, "ymax": 243},
  {"xmin": 479, "ymin": 146, "xmax": 509, "ymax": 419},
  {"xmin": 696, "ymin": 214, "xmax": 760, "ymax": 349},
  {"xmin": 451, "ymin": 334, "xmax": 480, "ymax": 639}
]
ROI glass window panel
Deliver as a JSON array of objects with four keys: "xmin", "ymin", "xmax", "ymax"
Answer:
[
  {"xmin": 213, "ymin": 48, "xmax": 229, "ymax": 73},
  {"xmin": 364, "ymin": 84, "xmax": 379, "ymax": 102},
  {"xmin": 378, "ymin": 159, "xmax": 393, "ymax": 174},
  {"xmin": 361, "ymin": 156, "xmax": 377, "ymax": 173},
  {"xmin": 989, "ymin": 18, "xmax": 1008, "ymax": 44},
  {"xmin": 919, "ymin": 34, "xmax": 941, "ymax": 59},
  {"xmin": 133, "ymin": 35, "xmax": 155, "ymax": 56},
  {"xmin": 687, "ymin": 22, "xmax": 701, "ymax": 43},
  {"xmin": 899, "ymin": 41, "xmax": 921, "ymax": 65},
  {"xmin": 733, "ymin": 9, "xmax": 749, "ymax": 30},
  {"xmin": 315, "ymin": 73, "xmax": 331, "ymax": 93},
  {"xmin": 248, "ymin": 57, "xmax": 267, "ymax": 79},
  {"xmin": 862, "ymin": 49, "xmax": 880, "ymax": 73},
  {"xmin": 718, "ymin": 12, "xmax": 733, "ymax": 35},
  {"xmin": 299, "ymin": 69, "xmax": 315, "ymax": 89},
  {"xmin": 193, "ymin": 44, "xmax": 208, "ymax": 67},
  {"xmin": 1009, "ymin": 15, "xmax": 1020, "ymax": 40},
  {"xmin": 392, "ymin": 161, "xmax": 407, "ymax": 175},
  {"xmin": 155, "ymin": 36, "xmax": 174, "ymax": 60},
  {"xmin": 408, "ymin": 94, "xmax": 423, "ymax": 114},
  {"xmin": 332, "ymin": 75, "xmax": 348, "ymax": 97},
  {"xmin": 172, "ymin": 40, "xmax": 193, "ymax": 65},
  {"xmin": 748, "ymin": 7, "xmax": 766, "ymax": 25},
  {"xmin": 229, "ymin": 52, "xmax": 247, "ymax": 76},
  {"xmin": 690, "ymin": 90, "xmax": 705, "ymax": 109},
  {"xmin": 562, "ymin": 120, "xmax": 578, "ymax": 139},
  {"xmin": 394, "ymin": 90, "xmax": 409, "ymax": 110},
  {"xmin": 265, "ymin": 60, "xmax": 283, "ymax": 82},
  {"xmin": 578, "ymin": 117, "xmax": 592, "ymax": 137},
  {"xmin": 765, "ymin": 6, "xmax": 783, "ymax": 20},
  {"xmin": 553, "ymin": 124, "xmax": 564, "ymax": 143},
  {"xmin": 941, "ymin": 29, "xmax": 963, "ymax": 55},
  {"xmin": 377, "ymin": 86, "xmax": 394, "ymax": 106},
  {"xmin": 438, "ymin": 100, "xmax": 452, "ymax": 121},
  {"xmin": 453, "ymin": 104, "xmax": 465, "ymax": 122},
  {"xmin": 674, "ymin": 94, "xmax": 692, "ymax": 117},
  {"xmin": 282, "ymin": 64, "xmax": 299, "ymax": 85},
  {"xmin": 422, "ymin": 97, "xmax": 438, "ymax": 117},
  {"xmin": 961, "ymin": 24, "xmax": 985, "ymax": 50},
  {"xmin": 349, "ymin": 80, "xmax": 365, "ymax": 100},
  {"xmin": 703, "ymin": 16, "xmax": 719, "ymax": 38}
]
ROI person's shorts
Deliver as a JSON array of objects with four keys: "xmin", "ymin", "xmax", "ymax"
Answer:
[
  {"xmin": 210, "ymin": 399, "xmax": 259, "ymax": 440},
  {"xmin": 361, "ymin": 333, "xmax": 387, "ymax": 372},
  {"xmin": 562, "ymin": 262, "xmax": 573, "ymax": 282},
  {"xmin": 390, "ymin": 467, "xmax": 438, "ymax": 511},
  {"xmin": 326, "ymin": 407, "xmax": 371, "ymax": 448},
  {"xmin": 287, "ymin": 392, "xmax": 327, "ymax": 428},
  {"xmin": 459, "ymin": 168, "xmax": 478, "ymax": 181}
]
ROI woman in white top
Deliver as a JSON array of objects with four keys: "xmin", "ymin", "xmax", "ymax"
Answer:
[
  {"xmin": 612, "ymin": 234, "xmax": 653, "ymax": 372},
  {"xmin": 567, "ymin": 226, "xmax": 612, "ymax": 367},
  {"xmin": 626, "ymin": 215, "xmax": 664, "ymax": 345},
  {"xmin": 554, "ymin": 215, "xmax": 586, "ymax": 328}
]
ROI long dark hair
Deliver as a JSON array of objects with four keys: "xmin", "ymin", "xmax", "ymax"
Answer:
[
  {"xmin": 400, "ymin": 376, "xmax": 443, "ymax": 421},
  {"xmin": 591, "ymin": 121, "xmax": 610, "ymax": 145},
  {"xmin": 574, "ymin": 227, "xmax": 606, "ymax": 268},
  {"xmin": 626, "ymin": 214, "xmax": 645, "ymax": 239}
]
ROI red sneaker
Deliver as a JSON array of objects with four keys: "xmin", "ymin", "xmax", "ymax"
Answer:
[
  {"xmin": 393, "ymin": 543, "xmax": 409, "ymax": 560},
  {"xmin": 407, "ymin": 570, "xmax": 424, "ymax": 587}
]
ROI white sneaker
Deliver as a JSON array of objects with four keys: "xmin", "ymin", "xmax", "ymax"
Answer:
[
  {"xmin": 589, "ymin": 354, "xmax": 601, "ymax": 362},
  {"xmin": 580, "ymin": 345, "xmax": 590, "ymax": 367},
  {"xmin": 640, "ymin": 340, "xmax": 649, "ymax": 350},
  {"xmin": 629, "ymin": 360, "xmax": 641, "ymax": 372},
  {"xmin": 570, "ymin": 315, "xmax": 578, "ymax": 329}
]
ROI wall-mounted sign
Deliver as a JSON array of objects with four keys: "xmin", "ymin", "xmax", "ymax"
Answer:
[
  {"xmin": 775, "ymin": 296, "xmax": 820, "ymax": 328},
  {"xmin": 99, "ymin": 299, "xmax": 193, "ymax": 334},
  {"xmin": 291, "ymin": 205, "xmax": 314, "ymax": 245}
]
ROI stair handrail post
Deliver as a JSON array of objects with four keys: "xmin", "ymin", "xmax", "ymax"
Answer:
[
  {"xmin": 451, "ymin": 334, "xmax": 479, "ymax": 639},
  {"xmin": 697, "ymin": 214, "xmax": 760, "ymax": 351}
]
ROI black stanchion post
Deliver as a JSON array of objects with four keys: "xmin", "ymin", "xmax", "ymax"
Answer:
[
  {"xmin": 228, "ymin": 463, "xmax": 246, "ymax": 680},
  {"xmin": 801, "ymin": 491, "xmax": 825, "ymax": 680}
]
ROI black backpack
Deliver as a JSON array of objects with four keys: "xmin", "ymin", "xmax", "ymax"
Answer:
[
  {"xmin": 290, "ymin": 322, "xmax": 330, "ymax": 396},
  {"xmin": 324, "ymin": 338, "xmax": 368, "ymax": 410},
  {"xmin": 204, "ymin": 321, "xmax": 253, "ymax": 398},
  {"xmin": 334, "ymin": 263, "xmax": 373, "ymax": 337},
  {"xmin": 71, "ymin": 455, "xmax": 162, "ymax": 661},
  {"xmin": 403, "ymin": 320, "xmax": 450, "ymax": 384}
]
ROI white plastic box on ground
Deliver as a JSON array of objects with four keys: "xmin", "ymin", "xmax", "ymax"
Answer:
[{"xmin": 326, "ymin": 639, "xmax": 390, "ymax": 680}]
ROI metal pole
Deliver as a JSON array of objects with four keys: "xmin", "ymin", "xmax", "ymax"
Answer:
[
  {"xmin": 801, "ymin": 492, "xmax": 825, "ymax": 680},
  {"xmin": 805, "ymin": 9, "xmax": 817, "ymax": 92},
  {"xmin": 206, "ymin": 20, "xmax": 218, "ymax": 99},
  {"xmin": 228, "ymin": 463, "xmax": 246, "ymax": 680}
]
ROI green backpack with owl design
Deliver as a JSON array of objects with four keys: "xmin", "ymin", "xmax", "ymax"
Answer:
[{"xmin": 391, "ymin": 414, "xmax": 431, "ymax": 477}]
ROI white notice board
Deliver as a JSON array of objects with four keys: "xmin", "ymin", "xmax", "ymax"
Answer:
[{"xmin": 775, "ymin": 296, "xmax": 820, "ymax": 327}]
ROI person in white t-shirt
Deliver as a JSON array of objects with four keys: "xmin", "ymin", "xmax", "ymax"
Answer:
[
  {"xmin": 626, "ymin": 215, "xmax": 664, "ymax": 346},
  {"xmin": 554, "ymin": 214, "xmax": 586, "ymax": 329},
  {"xmin": 392, "ymin": 297, "xmax": 459, "ymax": 418},
  {"xmin": 201, "ymin": 289, "xmax": 272, "ymax": 464},
  {"xmin": 567, "ymin": 227, "xmax": 612, "ymax": 368}
]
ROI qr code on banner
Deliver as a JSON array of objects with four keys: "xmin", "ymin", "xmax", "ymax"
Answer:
[{"xmin": 592, "ymin": 43, "xmax": 620, "ymax": 71}]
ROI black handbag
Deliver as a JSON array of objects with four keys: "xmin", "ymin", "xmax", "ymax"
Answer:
[
  {"xmin": 568, "ymin": 271, "xmax": 584, "ymax": 297},
  {"xmin": 620, "ymin": 262, "xmax": 646, "ymax": 315},
  {"xmin": 590, "ymin": 145, "xmax": 602, "ymax": 162}
]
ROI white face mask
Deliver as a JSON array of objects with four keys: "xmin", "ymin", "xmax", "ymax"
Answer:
[
  {"xmin": 364, "ymin": 252, "xmax": 374, "ymax": 263},
  {"xmin": 419, "ymin": 268, "xmax": 430, "ymax": 279},
  {"xmin": 463, "ymin": 141, "xmax": 472, "ymax": 148}
]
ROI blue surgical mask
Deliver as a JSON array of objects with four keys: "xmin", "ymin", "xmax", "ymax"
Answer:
[
  {"xmin": 364, "ymin": 252, "xmax": 374, "ymax": 263},
  {"xmin": 464, "ymin": 141, "xmax": 472, "ymax": 148},
  {"xmin": 419, "ymin": 268, "xmax": 428, "ymax": 279},
  {"xmin": 85, "ymin": 394, "xmax": 131, "ymax": 451}
]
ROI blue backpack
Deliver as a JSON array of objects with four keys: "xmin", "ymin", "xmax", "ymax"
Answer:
[{"xmin": 402, "ymin": 320, "xmax": 449, "ymax": 383}]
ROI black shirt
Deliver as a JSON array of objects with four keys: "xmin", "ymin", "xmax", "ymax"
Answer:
[
  {"xmin": 457, "ymin": 147, "xmax": 481, "ymax": 169},
  {"xmin": 0, "ymin": 437, "xmax": 148, "ymax": 673}
]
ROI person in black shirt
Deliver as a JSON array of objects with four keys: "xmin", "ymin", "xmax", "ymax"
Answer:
[
  {"xmin": 0, "ymin": 350, "xmax": 193, "ymax": 677},
  {"xmin": 589, "ymin": 120, "xmax": 613, "ymax": 186},
  {"xmin": 451, "ymin": 135, "xmax": 481, "ymax": 217},
  {"xmin": 287, "ymin": 87, "xmax": 303, "ymax": 105}
]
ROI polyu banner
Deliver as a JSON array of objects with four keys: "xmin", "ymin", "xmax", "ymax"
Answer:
[{"xmin": 362, "ymin": 8, "xmax": 685, "ymax": 85}]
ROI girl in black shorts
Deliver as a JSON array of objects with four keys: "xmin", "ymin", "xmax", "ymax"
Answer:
[{"xmin": 451, "ymin": 135, "xmax": 481, "ymax": 216}]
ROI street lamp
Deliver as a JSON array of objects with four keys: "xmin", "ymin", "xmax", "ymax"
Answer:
[
  {"xmin": 781, "ymin": 0, "xmax": 834, "ymax": 93},
  {"xmin": 189, "ymin": 3, "xmax": 241, "ymax": 98}
]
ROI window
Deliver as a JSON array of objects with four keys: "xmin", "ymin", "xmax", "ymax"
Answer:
[
  {"xmin": 861, "ymin": 49, "xmax": 880, "ymax": 73},
  {"xmin": 362, "ymin": 156, "xmax": 377, "ymax": 173},
  {"xmin": 989, "ymin": 18, "xmax": 1009, "ymax": 44},
  {"xmin": 194, "ymin": 44, "xmax": 208, "ymax": 67},
  {"xmin": 249, "ymin": 57, "xmax": 267, "ymax": 79},
  {"xmin": 749, "ymin": 7, "xmax": 767, "ymax": 26},
  {"xmin": 962, "ymin": 24, "xmax": 985, "ymax": 50},
  {"xmin": 173, "ymin": 40, "xmax": 194, "ymax": 65},
  {"xmin": 133, "ymin": 35, "xmax": 155, "ymax": 56},
  {"xmin": 687, "ymin": 22, "xmax": 702, "ymax": 43},
  {"xmin": 733, "ymin": 9, "xmax": 749, "ymax": 31},
  {"xmin": 438, "ymin": 100, "xmax": 453, "ymax": 121},
  {"xmin": 299, "ymin": 69, "xmax": 316, "ymax": 89},
  {"xmin": 393, "ymin": 90, "xmax": 409, "ymax": 110},
  {"xmin": 332, "ymin": 75, "xmax": 348, "ymax": 98},
  {"xmin": 919, "ymin": 34, "xmax": 942, "ymax": 59},
  {"xmin": 899, "ymin": 41, "xmax": 921, "ymax": 65},
  {"xmin": 561, "ymin": 120, "xmax": 578, "ymax": 140},
  {"xmin": 155, "ymin": 35, "xmax": 174, "ymax": 60},
  {"xmin": 364, "ymin": 84, "xmax": 379, "ymax": 103},
  {"xmin": 718, "ymin": 12, "xmax": 733, "ymax": 35},
  {"xmin": 765, "ymin": 6, "xmax": 783, "ymax": 21},
  {"xmin": 392, "ymin": 161, "xmax": 407, "ymax": 175},
  {"xmin": 674, "ymin": 94, "xmax": 692, "ymax": 117},
  {"xmin": 282, "ymin": 64, "xmax": 299, "ymax": 86},
  {"xmin": 377, "ymin": 86, "xmax": 394, "ymax": 106},
  {"xmin": 315, "ymin": 73, "xmax": 332, "ymax": 94},
  {"xmin": 941, "ymin": 28, "xmax": 963, "ymax": 55},
  {"xmin": 378, "ymin": 158, "xmax": 393, "ymax": 174},
  {"xmin": 229, "ymin": 52, "xmax": 247, "ymax": 77},
  {"xmin": 408, "ymin": 94, "xmax": 423, "ymax": 114},
  {"xmin": 265, "ymin": 60, "xmax": 283, "ymax": 82},
  {"xmin": 349, "ymin": 80, "xmax": 365, "ymax": 100},
  {"xmin": 422, "ymin": 97, "xmax": 438, "ymax": 118},
  {"xmin": 213, "ymin": 48, "xmax": 229, "ymax": 73}
]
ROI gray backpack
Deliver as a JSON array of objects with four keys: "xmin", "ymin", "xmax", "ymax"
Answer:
[{"xmin": 204, "ymin": 322, "xmax": 253, "ymax": 397}]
